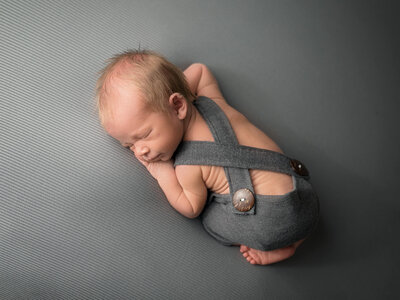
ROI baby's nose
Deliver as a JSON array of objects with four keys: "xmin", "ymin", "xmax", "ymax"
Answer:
[{"xmin": 137, "ymin": 145, "xmax": 150, "ymax": 156}]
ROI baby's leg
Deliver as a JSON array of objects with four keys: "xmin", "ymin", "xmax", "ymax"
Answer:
[{"xmin": 240, "ymin": 239, "xmax": 305, "ymax": 265}]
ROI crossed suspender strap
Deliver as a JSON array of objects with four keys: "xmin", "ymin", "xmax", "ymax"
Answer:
[{"xmin": 174, "ymin": 96, "xmax": 309, "ymax": 215}]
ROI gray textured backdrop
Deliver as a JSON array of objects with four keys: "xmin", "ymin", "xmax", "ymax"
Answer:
[{"xmin": 1, "ymin": 0, "xmax": 399, "ymax": 299}]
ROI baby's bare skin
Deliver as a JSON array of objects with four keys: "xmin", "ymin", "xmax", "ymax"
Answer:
[
  {"xmin": 105, "ymin": 63, "xmax": 304, "ymax": 265},
  {"xmin": 181, "ymin": 94, "xmax": 294, "ymax": 196}
]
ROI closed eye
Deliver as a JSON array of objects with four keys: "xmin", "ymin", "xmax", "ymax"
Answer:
[
  {"xmin": 120, "ymin": 130, "xmax": 151, "ymax": 149},
  {"xmin": 142, "ymin": 130, "xmax": 151, "ymax": 139},
  {"xmin": 130, "ymin": 130, "xmax": 151, "ymax": 142}
]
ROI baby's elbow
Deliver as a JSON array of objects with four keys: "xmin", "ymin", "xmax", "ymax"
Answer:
[
  {"xmin": 175, "ymin": 198, "xmax": 199, "ymax": 219},
  {"xmin": 186, "ymin": 200, "xmax": 205, "ymax": 219},
  {"xmin": 184, "ymin": 205, "xmax": 202, "ymax": 219},
  {"xmin": 181, "ymin": 210, "xmax": 198, "ymax": 219},
  {"xmin": 178, "ymin": 186, "xmax": 207, "ymax": 219},
  {"xmin": 185, "ymin": 213, "xmax": 197, "ymax": 219},
  {"xmin": 187, "ymin": 209, "xmax": 203, "ymax": 219}
]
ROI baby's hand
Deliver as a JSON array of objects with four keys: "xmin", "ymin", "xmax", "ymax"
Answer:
[{"xmin": 136, "ymin": 157, "xmax": 174, "ymax": 180}]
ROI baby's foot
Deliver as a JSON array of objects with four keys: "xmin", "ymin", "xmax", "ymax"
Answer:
[{"xmin": 240, "ymin": 244, "xmax": 297, "ymax": 265}]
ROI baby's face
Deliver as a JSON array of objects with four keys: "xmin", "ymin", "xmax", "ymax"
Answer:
[{"xmin": 104, "ymin": 82, "xmax": 184, "ymax": 162}]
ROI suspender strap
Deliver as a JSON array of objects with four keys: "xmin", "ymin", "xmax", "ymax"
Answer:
[
  {"xmin": 192, "ymin": 97, "xmax": 256, "ymax": 215},
  {"xmin": 193, "ymin": 96, "xmax": 239, "ymax": 145},
  {"xmin": 174, "ymin": 141, "xmax": 301, "ymax": 177},
  {"xmin": 173, "ymin": 96, "xmax": 309, "ymax": 215}
]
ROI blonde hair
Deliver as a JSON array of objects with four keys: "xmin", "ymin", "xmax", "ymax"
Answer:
[{"xmin": 95, "ymin": 49, "xmax": 195, "ymax": 125}]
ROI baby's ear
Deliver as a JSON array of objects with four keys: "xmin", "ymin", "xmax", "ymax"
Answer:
[{"xmin": 168, "ymin": 93, "xmax": 187, "ymax": 120}]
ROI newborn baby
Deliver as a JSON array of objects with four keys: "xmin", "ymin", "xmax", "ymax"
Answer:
[{"xmin": 95, "ymin": 50, "xmax": 319, "ymax": 265}]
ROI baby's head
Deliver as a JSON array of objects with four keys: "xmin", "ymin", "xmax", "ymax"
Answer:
[
  {"xmin": 96, "ymin": 49, "xmax": 194, "ymax": 125},
  {"xmin": 95, "ymin": 50, "xmax": 195, "ymax": 161}
]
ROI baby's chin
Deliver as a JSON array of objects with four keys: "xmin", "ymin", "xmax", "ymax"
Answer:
[{"xmin": 160, "ymin": 153, "xmax": 172, "ymax": 161}]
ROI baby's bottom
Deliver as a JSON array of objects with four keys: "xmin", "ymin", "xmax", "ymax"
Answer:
[{"xmin": 240, "ymin": 239, "xmax": 305, "ymax": 265}]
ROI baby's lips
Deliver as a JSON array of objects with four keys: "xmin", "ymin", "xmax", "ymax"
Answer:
[
  {"xmin": 140, "ymin": 154, "xmax": 161, "ymax": 163},
  {"xmin": 135, "ymin": 155, "xmax": 148, "ymax": 165}
]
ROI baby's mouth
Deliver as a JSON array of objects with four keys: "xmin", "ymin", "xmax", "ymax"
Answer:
[{"xmin": 145, "ymin": 154, "xmax": 162, "ymax": 162}]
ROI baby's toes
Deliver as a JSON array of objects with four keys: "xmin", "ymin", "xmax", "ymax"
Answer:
[
  {"xmin": 246, "ymin": 256, "xmax": 256, "ymax": 264},
  {"xmin": 240, "ymin": 245, "xmax": 250, "ymax": 253}
]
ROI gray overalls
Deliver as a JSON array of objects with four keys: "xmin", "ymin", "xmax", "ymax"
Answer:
[{"xmin": 174, "ymin": 96, "xmax": 320, "ymax": 251}]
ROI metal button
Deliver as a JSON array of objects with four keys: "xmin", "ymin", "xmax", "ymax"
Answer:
[
  {"xmin": 290, "ymin": 159, "xmax": 309, "ymax": 176},
  {"xmin": 232, "ymin": 188, "xmax": 255, "ymax": 212}
]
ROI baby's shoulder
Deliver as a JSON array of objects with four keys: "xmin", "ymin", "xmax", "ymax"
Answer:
[{"xmin": 198, "ymin": 96, "xmax": 249, "ymax": 123}]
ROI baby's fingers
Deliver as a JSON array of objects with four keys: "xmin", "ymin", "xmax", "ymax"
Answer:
[{"xmin": 136, "ymin": 155, "xmax": 149, "ymax": 167}]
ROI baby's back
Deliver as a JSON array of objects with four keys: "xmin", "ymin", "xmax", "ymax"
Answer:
[{"xmin": 183, "ymin": 99, "xmax": 294, "ymax": 196}]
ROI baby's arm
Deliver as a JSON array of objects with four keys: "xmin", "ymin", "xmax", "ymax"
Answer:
[
  {"xmin": 184, "ymin": 63, "xmax": 226, "ymax": 104},
  {"xmin": 138, "ymin": 158, "xmax": 207, "ymax": 218}
]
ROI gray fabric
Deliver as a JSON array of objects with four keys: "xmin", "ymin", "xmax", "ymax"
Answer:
[
  {"xmin": 190, "ymin": 96, "xmax": 257, "ymax": 215},
  {"xmin": 174, "ymin": 142, "xmax": 306, "ymax": 177},
  {"xmin": 1, "ymin": 0, "xmax": 399, "ymax": 299},
  {"xmin": 175, "ymin": 97, "xmax": 311, "ymax": 179},
  {"xmin": 204, "ymin": 176, "xmax": 319, "ymax": 251},
  {"xmin": 174, "ymin": 96, "xmax": 319, "ymax": 250}
]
